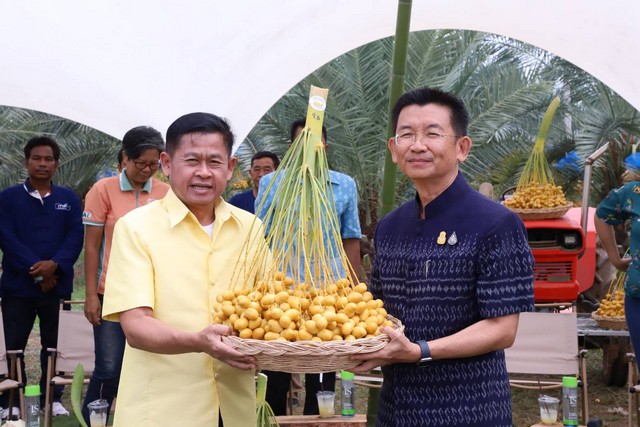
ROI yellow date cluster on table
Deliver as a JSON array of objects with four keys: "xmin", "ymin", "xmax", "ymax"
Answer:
[
  {"xmin": 213, "ymin": 273, "xmax": 393, "ymax": 342},
  {"xmin": 504, "ymin": 182, "xmax": 568, "ymax": 209},
  {"xmin": 596, "ymin": 290, "xmax": 625, "ymax": 317}
]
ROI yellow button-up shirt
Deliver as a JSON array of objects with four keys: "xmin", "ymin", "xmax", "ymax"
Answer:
[{"xmin": 103, "ymin": 189, "xmax": 267, "ymax": 427}]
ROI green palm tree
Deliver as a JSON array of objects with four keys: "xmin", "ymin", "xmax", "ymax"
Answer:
[
  {"xmin": 242, "ymin": 30, "xmax": 570, "ymax": 237},
  {"xmin": 572, "ymin": 83, "xmax": 640, "ymax": 204},
  {"xmin": 0, "ymin": 106, "xmax": 121, "ymax": 196}
]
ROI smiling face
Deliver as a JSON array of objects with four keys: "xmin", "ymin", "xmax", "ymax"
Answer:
[
  {"xmin": 388, "ymin": 103, "xmax": 471, "ymax": 189},
  {"xmin": 160, "ymin": 131, "xmax": 236, "ymax": 224},
  {"xmin": 25, "ymin": 145, "xmax": 58, "ymax": 184}
]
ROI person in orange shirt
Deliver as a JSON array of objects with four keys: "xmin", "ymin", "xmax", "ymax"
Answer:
[{"xmin": 81, "ymin": 126, "xmax": 169, "ymax": 423}]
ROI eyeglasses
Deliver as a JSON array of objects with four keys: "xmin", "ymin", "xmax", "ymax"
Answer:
[
  {"xmin": 394, "ymin": 131, "xmax": 462, "ymax": 146},
  {"xmin": 132, "ymin": 160, "xmax": 160, "ymax": 170}
]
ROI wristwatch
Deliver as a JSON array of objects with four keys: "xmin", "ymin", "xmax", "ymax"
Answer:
[{"xmin": 416, "ymin": 340, "xmax": 432, "ymax": 366}]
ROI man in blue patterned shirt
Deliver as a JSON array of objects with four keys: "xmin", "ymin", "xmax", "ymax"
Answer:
[
  {"xmin": 256, "ymin": 119, "xmax": 362, "ymax": 416},
  {"xmin": 352, "ymin": 88, "xmax": 534, "ymax": 427}
]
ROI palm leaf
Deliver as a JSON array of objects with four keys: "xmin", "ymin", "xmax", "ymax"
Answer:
[{"xmin": 71, "ymin": 363, "xmax": 89, "ymax": 427}]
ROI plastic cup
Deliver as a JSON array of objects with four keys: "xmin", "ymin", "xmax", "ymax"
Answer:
[
  {"xmin": 538, "ymin": 395, "xmax": 559, "ymax": 425},
  {"xmin": 87, "ymin": 399, "xmax": 109, "ymax": 427},
  {"xmin": 316, "ymin": 391, "xmax": 335, "ymax": 418}
]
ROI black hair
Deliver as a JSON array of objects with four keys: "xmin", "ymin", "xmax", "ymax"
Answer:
[
  {"xmin": 289, "ymin": 118, "xmax": 327, "ymax": 143},
  {"xmin": 165, "ymin": 112, "xmax": 234, "ymax": 156},
  {"xmin": 122, "ymin": 126, "xmax": 165, "ymax": 160},
  {"xmin": 24, "ymin": 136, "xmax": 60, "ymax": 161},
  {"xmin": 391, "ymin": 87, "xmax": 469, "ymax": 137},
  {"xmin": 251, "ymin": 151, "xmax": 280, "ymax": 169},
  {"xmin": 116, "ymin": 147, "xmax": 124, "ymax": 165}
]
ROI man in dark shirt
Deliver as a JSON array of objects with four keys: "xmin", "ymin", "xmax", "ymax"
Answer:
[
  {"xmin": 352, "ymin": 88, "xmax": 534, "ymax": 427},
  {"xmin": 228, "ymin": 151, "xmax": 279, "ymax": 213},
  {"xmin": 0, "ymin": 136, "xmax": 84, "ymax": 419}
]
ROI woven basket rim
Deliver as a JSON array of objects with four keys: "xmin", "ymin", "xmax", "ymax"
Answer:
[
  {"xmin": 503, "ymin": 202, "xmax": 572, "ymax": 220},
  {"xmin": 224, "ymin": 315, "xmax": 404, "ymax": 351},
  {"xmin": 505, "ymin": 202, "xmax": 573, "ymax": 214},
  {"xmin": 591, "ymin": 312, "xmax": 627, "ymax": 330},
  {"xmin": 591, "ymin": 312, "xmax": 626, "ymax": 322},
  {"xmin": 222, "ymin": 315, "xmax": 404, "ymax": 372}
]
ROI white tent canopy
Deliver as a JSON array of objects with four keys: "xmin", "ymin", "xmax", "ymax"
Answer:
[{"xmin": 2, "ymin": 0, "xmax": 638, "ymax": 151}]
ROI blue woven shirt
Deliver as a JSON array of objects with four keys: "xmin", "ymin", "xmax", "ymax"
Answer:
[{"xmin": 370, "ymin": 173, "xmax": 534, "ymax": 427}]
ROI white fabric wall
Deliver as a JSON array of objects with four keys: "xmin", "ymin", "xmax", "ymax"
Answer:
[{"xmin": 1, "ymin": 0, "xmax": 638, "ymax": 151}]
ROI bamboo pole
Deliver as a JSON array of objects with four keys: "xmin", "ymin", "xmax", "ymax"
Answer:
[
  {"xmin": 368, "ymin": 2, "xmax": 412, "ymax": 425},
  {"xmin": 380, "ymin": 0, "xmax": 412, "ymax": 217}
]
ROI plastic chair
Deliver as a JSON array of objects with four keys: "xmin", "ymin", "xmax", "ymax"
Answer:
[
  {"xmin": 0, "ymin": 311, "xmax": 25, "ymax": 419},
  {"xmin": 505, "ymin": 311, "xmax": 589, "ymax": 423},
  {"xmin": 43, "ymin": 301, "xmax": 95, "ymax": 427}
]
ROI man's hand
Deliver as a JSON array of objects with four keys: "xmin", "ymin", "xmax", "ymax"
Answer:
[
  {"xmin": 84, "ymin": 293, "xmax": 102, "ymax": 326},
  {"xmin": 29, "ymin": 260, "xmax": 58, "ymax": 279},
  {"xmin": 119, "ymin": 307, "xmax": 257, "ymax": 370},
  {"xmin": 38, "ymin": 275, "xmax": 57, "ymax": 293},
  {"xmin": 350, "ymin": 326, "xmax": 421, "ymax": 373},
  {"xmin": 198, "ymin": 324, "xmax": 257, "ymax": 370}
]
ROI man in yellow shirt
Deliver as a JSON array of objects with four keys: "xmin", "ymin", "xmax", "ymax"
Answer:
[{"xmin": 103, "ymin": 112, "xmax": 264, "ymax": 426}]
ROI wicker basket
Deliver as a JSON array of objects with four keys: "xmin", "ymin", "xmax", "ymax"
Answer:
[
  {"xmin": 591, "ymin": 312, "xmax": 627, "ymax": 330},
  {"xmin": 222, "ymin": 316, "xmax": 404, "ymax": 373},
  {"xmin": 505, "ymin": 203, "xmax": 573, "ymax": 221}
]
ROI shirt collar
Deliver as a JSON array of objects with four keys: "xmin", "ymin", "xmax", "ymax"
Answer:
[
  {"xmin": 328, "ymin": 170, "xmax": 341, "ymax": 185},
  {"xmin": 119, "ymin": 169, "xmax": 152, "ymax": 192},
  {"xmin": 164, "ymin": 189, "xmax": 234, "ymax": 229},
  {"xmin": 414, "ymin": 172, "xmax": 469, "ymax": 218},
  {"xmin": 23, "ymin": 179, "xmax": 52, "ymax": 203}
]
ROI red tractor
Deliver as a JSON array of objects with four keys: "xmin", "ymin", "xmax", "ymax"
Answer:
[
  {"xmin": 504, "ymin": 143, "xmax": 613, "ymax": 307},
  {"xmin": 503, "ymin": 143, "xmax": 628, "ymax": 385},
  {"xmin": 525, "ymin": 207, "xmax": 592, "ymax": 303}
]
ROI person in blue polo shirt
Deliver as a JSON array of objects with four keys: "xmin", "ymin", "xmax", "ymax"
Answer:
[
  {"xmin": 0, "ymin": 136, "xmax": 84, "ymax": 419},
  {"xmin": 351, "ymin": 87, "xmax": 534, "ymax": 427},
  {"xmin": 229, "ymin": 151, "xmax": 280, "ymax": 214}
]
